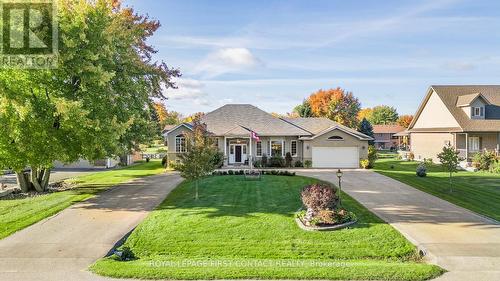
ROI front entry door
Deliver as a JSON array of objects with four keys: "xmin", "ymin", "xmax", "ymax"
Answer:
[{"xmin": 235, "ymin": 145, "xmax": 242, "ymax": 163}]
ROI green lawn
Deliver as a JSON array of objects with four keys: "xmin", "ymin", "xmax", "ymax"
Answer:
[
  {"xmin": 91, "ymin": 175, "xmax": 442, "ymax": 280},
  {"xmin": 374, "ymin": 158, "xmax": 500, "ymax": 221},
  {"xmin": 0, "ymin": 160, "xmax": 165, "ymax": 240}
]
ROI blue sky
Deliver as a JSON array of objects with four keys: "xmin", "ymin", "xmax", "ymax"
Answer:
[{"xmin": 124, "ymin": 0, "xmax": 500, "ymax": 116}]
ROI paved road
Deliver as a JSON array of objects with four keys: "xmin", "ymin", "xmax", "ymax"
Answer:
[
  {"xmin": 0, "ymin": 168, "xmax": 106, "ymax": 189},
  {"xmin": 298, "ymin": 169, "xmax": 500, "ymax": 281},
  {"xmin": 0, "ymin": 172, "xmax": 183, "ymax": 281}
]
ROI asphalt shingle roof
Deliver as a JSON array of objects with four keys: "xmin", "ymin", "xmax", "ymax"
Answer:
[
  {"xmin": 430, "ymin": 85, "xmax": 500, "ymax": 132},
  {"xmin": 200, "ymin": 104, "xmax": 311, "ymax": 136},
  {"xmin": 372, "ymin": 125, "xmax": 406, "ymax": 134}
]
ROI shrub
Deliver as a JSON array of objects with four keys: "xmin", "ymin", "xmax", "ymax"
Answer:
[
  {"xmin": 211, "ymin": 151, "xmax": 224, "ymax": 168},
  {"xmin": 396, "ymin": 154, "xmax": 402, "ymax": 160},
  {"xmin": 228, "ymin": 170, "xmax": 234, "ymax": 175},
  {"xmin": 408, "ymin": 152, "xmax": 415, "ymax": 161},
  {"xmin": 416, "ymin": 162, "xmax": 427, "ymax": 177},
  {"xmin": 424, "ymin": 158, "xmax": 433, "ymax": 165},
  {"xmin": 294, "ymin": 160, "xmax": 303, "ymax": 167},
  {"xmin": 367, "ymin": 145, "xmax": 378, "ymax": 168},
  {"xmin": 238, "ymin": 170, "xmax": 244, "ymax": 175},
  {"xmin": 269, "ymin": 156, "xmax": 285, "ymax": 167},
  {"xmin": 360, "ymin": 159, "xmax": 370, "ymax": 169},
  {"xmin": 304, "ymin": 160, "xmax": 312, "ymax": 168},
  {"xmin": 301, "ymin": 184, "xmax": 338, "ymax": 212},
  {"xmin": 489, "ymin": 160, "xmax": 500, "ymax": 174},
  {"xmin": 253, "ymin": 160, "xmax": 262, "ymax": 168},
  {"xmin": 472, "ymin": 150, "xmax": 497, "ymax": 171},
  {"xmin": 285, "ymin": 152, "xmax": 293, "ymax": 167},
  {"xmin": 261, "ymin": 154, "xmax": 268, "ymax": 167}
]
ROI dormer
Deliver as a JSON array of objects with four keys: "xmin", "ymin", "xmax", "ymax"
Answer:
[{"xmin": 456, "ymin": 93, "xmax": 491, "ymax": 120}]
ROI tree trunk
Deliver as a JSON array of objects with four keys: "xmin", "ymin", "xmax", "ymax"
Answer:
[
  {"xmin": 449, "ymin": 172, "xmax": 453, "ymax": 193},
  {"xmin": 15, "ymin": 167, "xmax": 51, "ymax": 193},
  {"xmin": 16, "ymin": 171, "xmax": 32, "ymax": 193},
  {"xmin": 195, "ymin": 180, "xmax": 199, "ymax": 200}
]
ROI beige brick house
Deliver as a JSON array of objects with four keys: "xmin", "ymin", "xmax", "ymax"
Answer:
[
  {"xmin": 408, "ymin": 85, "xmax": 500, "ymax": 162},
  {"xmin": 165, "ymin": 104, "xmax": 373, "ymax": 168}
]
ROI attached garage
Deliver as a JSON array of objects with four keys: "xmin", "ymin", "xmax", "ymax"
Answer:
[{"xmin": 312, "ymin": 147, "xmax": 359, "ymax": 168}]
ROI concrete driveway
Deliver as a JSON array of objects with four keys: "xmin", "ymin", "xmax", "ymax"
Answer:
[
  {"xmin": 0, "ymin": 172, "xmax": 183, "ymax": 281},
  {"xmin": 298, "ymin": 169, "xmax": 500, "ymax": 281},
  {"xmin": 0, "ymin": 168, "xmax": 106, "ymax": 189}
]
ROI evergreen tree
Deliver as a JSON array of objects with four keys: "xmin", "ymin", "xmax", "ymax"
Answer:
[{"xmin": 358, "ymin": 118, "xmax": 374, "ymax": 145}]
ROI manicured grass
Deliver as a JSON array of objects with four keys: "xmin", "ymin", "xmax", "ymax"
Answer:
[
  {"xmin": 0, "ymin": 160, "xmax": 165, "ymax": 240},
  {"xmin": 374, "ymin": 158, "xmax": 500, "ymax": 221},
  {"xmin": 91, "ymin": 175, "xmax": 442, "ymax": 280}
]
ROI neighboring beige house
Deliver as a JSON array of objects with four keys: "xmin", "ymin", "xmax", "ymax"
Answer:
[
  {"xmin": 372, "ymin": 125, "xmax": 406, "ymax": 150},
  {"xmin": 408, "ymin": 85, "xmax": 500, "ymax": 162},
  {"xmin": 165, "ymin": 104, "xmax": 373, "ymax": 168}
]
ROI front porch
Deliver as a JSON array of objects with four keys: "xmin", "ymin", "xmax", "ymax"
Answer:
[
  {"xmin": 454, "ymin": 132, "xmax": 500, "ymax": 161},
  {"xmin": 223, "ymin": 137, "xmax": 253, "ymax": 167}
]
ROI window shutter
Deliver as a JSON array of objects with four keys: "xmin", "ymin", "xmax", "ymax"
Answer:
[
  {"xmin": 480, "ymin": 107, "xmax": 484, "ymax": 117},
  {"xmin": 479, "ymin": 137, "xmax": 482, "ymax": 150}
]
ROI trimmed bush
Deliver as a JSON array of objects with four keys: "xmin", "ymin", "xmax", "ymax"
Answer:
[
  {"xmin": 360, "ymin": 159, "xmax": 370, "ymax": 169},
  {"xmin": 304, "ymin": 160, "xmax": 312, "ymax": 168},
  {"xmin": 269, "ymin": 156, "xmax": 285, "ymax": 167},
  {"xmin": 294, "ymin": 160, "xmax": 303, "ymax": 167},
  {"xmin": 416, "ymin": 162, "xmax": 427, "ymax": 177},
  {"xmin": 367, "ymin": 145, "xmax": 378, "ymax": 168},
  {"xmin": 253, "ymin": 160, "xmax": 262, "ymax": 168},
  {"xmin": 408, "ymin": 152, "xmax": 415, "ymax": 161},
  {"xmin": 285, "ymin": 152, "xmax": 293, "ymax": 167},
  {"xmin": 261, "ymin": 154, "xmax": 268, "ymax": 167},
  {"xmin": 161, "ymin": 155, "xmax": 168, "ymax": 167}
]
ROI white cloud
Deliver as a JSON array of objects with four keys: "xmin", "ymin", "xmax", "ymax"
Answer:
[
  {"xmin": 164, "ymin": 78, "xmax": 206, "ymax": 100},
  {"xmin": 194, "ymin": 48, "xmax": 261, "ymax": 78}
]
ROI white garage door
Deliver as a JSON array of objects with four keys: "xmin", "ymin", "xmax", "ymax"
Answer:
[{"xmin": 312, "ymin": 147, "xmax": 359, "ymax": 168}]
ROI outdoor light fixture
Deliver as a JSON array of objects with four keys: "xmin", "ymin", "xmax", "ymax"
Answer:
[{"xmin": 336, "ymin": 169, "xmax": 343, "ymax": 206}]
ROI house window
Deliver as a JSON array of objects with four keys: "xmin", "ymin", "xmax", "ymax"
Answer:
[
  {"xmin": 472, "ymin": 107, "xmax": 483, "ymax": 117},
  {"xmin": 256, "ymin": 141, "xmax": 262, "ymax": 156},
  {"xmin": 291, "ymin": 140, "xmax": 297, "ymax": 157},
  {"xmin": 328, "ymin": 136, "xmax": 344, "ymax": 141},
  {"xmin": 175, "ymin": 135, "xmax": 186, "ymax": 153},
  {"xmin": 469, "ymin": 137, "xmax": 480, "ymax": 151},
  {"xmin": 270, "ymin": 140, "xmax": 284, "ymax": 157}
]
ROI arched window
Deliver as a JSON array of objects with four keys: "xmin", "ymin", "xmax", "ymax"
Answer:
[
  {"xmin": 328, "ymin": 135, "xmax": 344, "ymax": 141},
  {"xmin": 175, "ymin": 134, "xmax": 186, "ymax": 152}
]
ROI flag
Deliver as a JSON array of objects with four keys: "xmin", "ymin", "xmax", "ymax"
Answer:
[{"xmin": 251, "ymin": 131, "xmax": 260, "ymax": 141}]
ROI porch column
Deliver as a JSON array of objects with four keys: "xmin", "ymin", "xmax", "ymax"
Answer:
[
  {"xmin": 465, "ymin": 133, "xmax": 469, "ymax": 160},
  {"xmin": 224, "ymin": 136, "xmax": 227, "ymax": 165},
  {"xmin": 249, "ymin": 137, "xmax": 252, "ymax": 169}
]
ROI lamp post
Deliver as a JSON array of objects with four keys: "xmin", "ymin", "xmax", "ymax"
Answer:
[{"xmin": 336, "ymin": 169, "xmax": 343, "ymax": 207}]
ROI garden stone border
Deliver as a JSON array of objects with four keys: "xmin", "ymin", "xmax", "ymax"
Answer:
[{"xmin": 295, "ymin": 216, "xmax": 357, "ymax": 231}]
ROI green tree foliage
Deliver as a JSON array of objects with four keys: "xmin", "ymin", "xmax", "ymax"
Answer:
[
  {"xmin": 369, "ymin": 105, "xmax": 399, "ymax": 125},
  {"xmin": 437, "ymin": 144, "xmax": 460, "ymax": 192},
  {"xmin": 293, "ymin": 99, "xmax": 314, "ymax": 117},
  {"xmin": 0, "ymin": 0, "xmax": 180, "ymax": 192},
  {"xmin": 357, "ymin": 118, "xmax": 374, "ymax": 145},
  {"xmin": 175, "ymin": 121, "xmax": 219, "ymax": 199}
]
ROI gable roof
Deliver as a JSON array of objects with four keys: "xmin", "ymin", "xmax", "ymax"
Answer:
[
  {"xmin": 281, "ymin": 117, "xmax": 336, "ymax": 134},
  {"xmin": 456, "ymin": 92, "xmax": 491, "ymax": 107},
  {"xmin": 284, "ymin": 118, "xmax": 373, "ymax": 141},
  {"xmin": 409, "ymin": 85, "xmax": 500, "ymax": 132},
  {"xmin": 200, "ymin": 104, "xmax": 311, "ymax": 136},
  {"xmin": 372, "ymin": 124, "xmax": 406, "ymax": 134}
]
